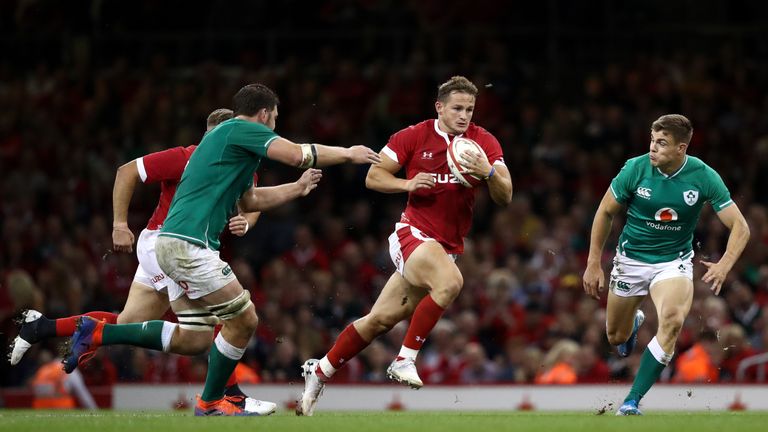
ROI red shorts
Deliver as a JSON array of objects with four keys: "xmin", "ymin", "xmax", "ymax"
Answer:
[{"xmin": 388, "ymin": 223, "xmax": 456, "ymax": 277}]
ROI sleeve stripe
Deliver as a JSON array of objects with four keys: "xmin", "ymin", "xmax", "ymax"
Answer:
[
  {"xmin": 492, "ymin": 159, "xmax": 506, "ymax": 167},
  {"xmin": 136, "ymin": 157, "xmax": 148, "ymax": 183},
  {"xmin": 718, "ymin": 199, "xmax": 734, "ymax": 209},
  {"xmin": 609, "ymin": 184, "xmax": 620, "ymax": 200},
  {"xmin": 264, "ymin": 135, "xmax": 279, "ymax": 150},
  {"xmin": 382, "ymin": 145, "xmax": 398, "ymax": 163}
]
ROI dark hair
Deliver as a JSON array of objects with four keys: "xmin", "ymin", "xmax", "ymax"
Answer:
[
  {"xmin": 233, "ymin": 83, "xmax": 280, "ymax": 116},
  {"xmin": 437, "ymin": 76, "xmax": 478, "ymax": 102},
  {"xmin": 206, "ymin": 108, "xmax": 233, "ymax": 128},
  {"xmin": 652, "ymin": 114, "xmax": 693, "ymax": 144}
]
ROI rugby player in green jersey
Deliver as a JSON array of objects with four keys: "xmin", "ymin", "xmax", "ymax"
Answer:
[
  {"xmin": 583, "ymin": 114, "xmax": 750, "ymax": 415},
  {"xmin": 62, "ymin": 83, "xmax": 381, "ymax": 416}
]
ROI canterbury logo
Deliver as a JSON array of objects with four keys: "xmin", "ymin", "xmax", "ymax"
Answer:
[{"xmin": 636, "ymin": 187, "xmax": 652, "ymax": 199}]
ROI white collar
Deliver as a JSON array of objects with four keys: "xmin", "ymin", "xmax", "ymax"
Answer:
[{"xmin": 433, "ymin": 119, "xmax": 463, "ymax": 146}]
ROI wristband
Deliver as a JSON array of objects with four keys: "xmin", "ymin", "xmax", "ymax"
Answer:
[{"xmin": 483, "ymin": 166, "xmax": 496, "ymax": 181}]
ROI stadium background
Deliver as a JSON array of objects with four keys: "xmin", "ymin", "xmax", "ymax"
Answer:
[{"xmin": 1, "ymin": 0, "xmax": 767, "ymax": 408}]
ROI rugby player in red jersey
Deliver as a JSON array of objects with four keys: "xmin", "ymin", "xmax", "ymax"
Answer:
[{"xmin": 297, "ymin": 76, "xmax": 513, "ymax": 416}]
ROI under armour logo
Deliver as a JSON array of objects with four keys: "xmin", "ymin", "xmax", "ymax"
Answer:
[
  {"xmin": 415, "ymin": 336, "xmax": 426, "ymax": 343},
  {"xmin": 422, "ymin": 152, "xmax": 433, "ymax": 159}
]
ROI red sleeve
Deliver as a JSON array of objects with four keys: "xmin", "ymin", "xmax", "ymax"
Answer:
[
  {"xmin": 383, "ymin": 124, "xmax": 419, "ymax": 166},
  {"xmin": 137, "ymin": 146, "xmax": 191, "ymax": 184},
  {"xmin": 476, "ymin": 129, "xmax": 505, "ymax": 166}
]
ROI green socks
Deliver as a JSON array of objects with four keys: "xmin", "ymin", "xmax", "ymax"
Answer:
[
  {"xmin": 201, "ymin": 335, "xmax": 244, "ymax": 402},
  {"xmin": 101, "ymin": 321, "xmax": 167, "ymax": 351},
  {"xmin": 625, "ymin": 337, "xmax": 671, "ymax": 403}
]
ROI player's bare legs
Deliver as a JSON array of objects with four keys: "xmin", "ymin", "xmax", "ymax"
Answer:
[
  {"xmin": 387, "ymin": 241, "xmax": 463, "ymax": 388},
  {"xmin": 297, "ymin": 273, "xmax": 423, "ymax": 416},
  {"xmin": 117, "ymin": 282, "xmax": 170, "ymax": 324},
  {"xmin": 649, "ymin": 278, "xmax": 693, "ymax": 353},
  {"xmin": 606, "ymin": 292, "xmax": 645, "ymax": 352},
  {"xmin": 355, "ymin": 273, "xmax": 425, "ymax": 340},
  {"xmin": 618, "ymin": 277, "xmax": 692, "ymax": 415}
]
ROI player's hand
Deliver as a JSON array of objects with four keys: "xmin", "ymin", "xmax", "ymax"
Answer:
[
  {"xmin": 297, "ymin": 168, "xmax": 322, "ymax": 196},
  {"xmin": 348, "ymin": 145, "xmax": 382, "ymax": 164},
  {"xmin": 701, "ymin": 260, "xmax": 730, "ymax": 295},
  {"xmin": 112, "ymin": 225, "xmax": 135, "ymax": 253},
  {"xmin": 582, "ymin": 263, "xmax": 605, "ymax": 300},
  {"xmin": 405, "ymin": 172, "xmax": 435, "ymax": 192},
  {"xmin": 228, "ymin": 215, "xmax": 250, "ymax": 237},
  {"xmin": 459, "ymin": 150, "xmax": 492, "ymax": 179}
]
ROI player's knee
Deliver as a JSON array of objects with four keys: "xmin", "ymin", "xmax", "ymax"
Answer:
[
  {"xmin": 223, "ymin": 305, "xmax": 258, "ymax": 337},
  {"xmin": 432, "ymin": 269, "xmax": 463, "ymax": 302},
  {"xmin": 659, "ymin": 308, "xmax": 685, "ymax": 334},
  {"xmin": 240, "ymin": 307, "xmax": 259, "ymax": 333}
]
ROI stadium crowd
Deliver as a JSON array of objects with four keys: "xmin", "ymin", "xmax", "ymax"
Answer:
[{"xmin": 2, "ymin": 2, "xmax": 768, "ymax": 392}]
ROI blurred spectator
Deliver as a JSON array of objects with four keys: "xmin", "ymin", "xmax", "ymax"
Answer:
[
  {"xmin": 673, "ymin": 330, "xmax": 722, "ymax": 383},
  {"xmin": 2, "ymin": 2, "xmax": 768, "ymax": 388},
  {"xmin": 535, "ymin": 339, "xmax": 579, "ymax": 384},
  {"xmin": 31, "ymin": 350, "xmax": 97, "ymax": 409}
]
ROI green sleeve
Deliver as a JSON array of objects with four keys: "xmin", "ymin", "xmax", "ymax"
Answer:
[
  {"xmin": 704, "ymin": 166, "xmax": 733, "ymax": 212},
  {"xmin": 232, "ymin": 122, "xmax": 279, "ymax": 158},
  {"xmin": 609, "ymin": 159, "xmax": 636, "ymax": 203}
]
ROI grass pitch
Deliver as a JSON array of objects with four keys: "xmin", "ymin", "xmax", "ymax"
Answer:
[{"xmin": 1, "ymin": 410, "xmax": 767, "ymax": 432}]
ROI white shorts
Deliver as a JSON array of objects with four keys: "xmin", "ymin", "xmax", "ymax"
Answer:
[
  {"xmin": 388, "ymin": 223, "xmax": 457, "ymax": 277},
  {"xmin": 133, "ymin": 228, "xmax": 185, "ymax": 302},
  {"xmin": 155, "ymin": 235, "xmax": 236, "ymax": 300},
  {"xmin": 609, "ymin": 252, "xmax": 694, "ymax": 297}
]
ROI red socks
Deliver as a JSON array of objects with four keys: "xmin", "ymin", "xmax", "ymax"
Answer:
[
  {"xmin": 327, "ymin": 324, "xmax": 369, "ymax": 369},
  {"xmin": 55, "ymin": 311, "xmax": 118, "ymax": 337},
  {"xmin": 402, "ymin": 295, "xmax": 445, "ymax": 351}
]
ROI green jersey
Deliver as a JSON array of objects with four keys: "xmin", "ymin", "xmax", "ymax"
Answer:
[
  {"xmin": 610, "ymin": 154, "xmax": 733, "ymax": 264},
  {"xmin": 160, "ymin": 118, "xmax": 279, "ymax": 250}
]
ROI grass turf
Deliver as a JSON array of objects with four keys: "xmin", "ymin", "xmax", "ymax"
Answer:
[{"xmin": 1, "ymin": 410, "xmax": 767, "ymax": 432}]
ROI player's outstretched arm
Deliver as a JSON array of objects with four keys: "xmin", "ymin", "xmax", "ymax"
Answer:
[
  {"xmin": 365, "ymin": 152, "xmax": 435, "ymax": 193},
  {"xmin": 238, "ymin": 168, "xmax": 323, "ymax": 213},
  {"xmin": 701, "ymin": 204, "xmax": 750, "ymax": 295},
  {"xmin": 583, "ymin": 189, "xmax": 623, "ymax": 300},
  {"xmin": 266, "ymin": 138, "xmax": 380, "ymax": 168},
  {"xmin": 112, "ymin": 160, "xmax": 140, "ymax": 253}
]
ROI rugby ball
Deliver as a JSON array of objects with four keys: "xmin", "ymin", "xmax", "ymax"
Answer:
[{"xmin": 446, "ymin": 137, "xmax": 486, "ymax": 188}]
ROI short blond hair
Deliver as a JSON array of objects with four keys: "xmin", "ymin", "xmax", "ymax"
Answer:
[
  {"xmin": 206, "ymin": 108, "xmax": 234, "ymax": 129},
  {"xmin": 437, "ymin": 76, "xmax": 478, "ymax": 102}
]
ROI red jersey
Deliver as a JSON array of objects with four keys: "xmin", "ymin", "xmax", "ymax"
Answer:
[
  {"xmin": 137, "ymin": 145, "xmax": 197, "ymax": 230},
  {"xmin": 382, "ymin": 120, "xmax": 504, "ymax": 254},
  {"xmin": 137, "ymin": 145, "xmax": 259, "ymax": 230}
]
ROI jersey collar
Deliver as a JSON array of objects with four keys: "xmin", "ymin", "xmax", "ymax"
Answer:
[
  {"xmin": 433, "ymin": 119, "xmax": 464, "ymax": 146},
  {"xmin": 656, "ymin": 155, "xmax": 688, "ymax": 179}
]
